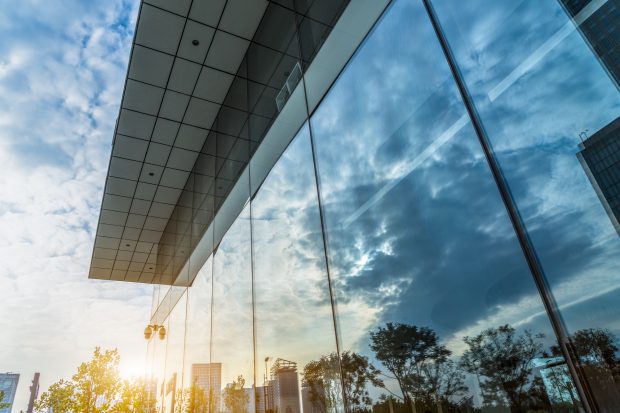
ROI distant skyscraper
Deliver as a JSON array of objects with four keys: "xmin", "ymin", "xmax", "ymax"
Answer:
[
  {"xmin": 270, "ymin": 359, "xmax": 300, "ymax": 413},
  {"xmin": 577, "ymin": 116, "xmax": 620, "ymax": 235},
  {"xmin": 0, "ymin": 373, "xmax": 19, "ymax": 413},
  {"xmin": 26, "ymin": 373, "xmax": 40, "ymax": 413},
  {"xmin": 559, "ymin": 0, "xmax": 620, "ymax": 89},
  {"xmin": 190, "ymin": 363, "xmax": 222, "ymax": 411}
]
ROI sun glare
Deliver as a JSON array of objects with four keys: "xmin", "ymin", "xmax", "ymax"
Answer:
[{"xmin": 118, "ymin": 360, "xmax": 145, "ymax": 380}]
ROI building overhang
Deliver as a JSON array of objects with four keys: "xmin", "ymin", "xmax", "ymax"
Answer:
[{"xmin": 89, "ymin": 0, "xmax": 389, "ymax": 285}]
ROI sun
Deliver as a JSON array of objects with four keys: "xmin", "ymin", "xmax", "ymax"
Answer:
[{"xmin": 118, "ymin": 360, "xmax": 145, "ymax": 380}]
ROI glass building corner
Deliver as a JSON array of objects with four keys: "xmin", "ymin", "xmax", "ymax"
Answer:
[{"xmin": 135, "ymin": 1, "xmax": 620, "ymax": 412}]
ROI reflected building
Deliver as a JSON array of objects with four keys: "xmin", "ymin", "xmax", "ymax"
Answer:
[
  {"xmin": 88, "ymin": 1, "xmax": 620, "ymax": 413},
  {"xmin": 270, "ymin": 359, "xmax": 301, "ymax": 413},
  {"xmin": 0, "ymin": 373, "xmax": 19, "ymax": 413},
  {"xmin": 560, "ymin": 0, "xmax": 620, "ymax": 89},
  {"xmin": 577, "ymin": 115, "xmax": 620, "ymax": 235},
  {"xmin": 191, "ymin": 363, "xmax": 222, "ymax": 412}
]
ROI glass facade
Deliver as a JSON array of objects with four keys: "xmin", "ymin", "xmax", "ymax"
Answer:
[{"xmin": 145, "ymin": 1, "xmax": 620, "ymax": 413}]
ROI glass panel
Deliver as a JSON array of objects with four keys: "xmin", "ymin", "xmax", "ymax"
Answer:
[
  {"xmin": 212, "ymin": 200, "xmax": 254, "ymax": 413},
  {"xmin": 311, "ymin": 1, "xmax": 584, "ymax": 412},
  {"xmin": 431, "ymin": 0, "xmax": 620, "ymax": 410},
  {"xmin": 252, "ymin": 124, "xmax": 344, "ymax": 413},
  {"xmin": 149, "ymin": 310, "xmax": 168, "ymax": 412},
  {"xmin": 162, "ymin": 291, "xmax": 187, "ymax": 413},
  {"xmin": 183, "ymin": 256, "xmax": 214, "ymax": 413}
]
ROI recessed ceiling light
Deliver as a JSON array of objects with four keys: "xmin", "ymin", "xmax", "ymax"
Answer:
[
  {"xmin": 125, "ymin": 243, "xmax": 130, "ymax": 247},
  {"xmin": 148, "ymin": 172, "xmax": 154, "ymax": 176},
  {"xmin": 192, "ymin": 39, "xmax": 199, "ymax": 46}
]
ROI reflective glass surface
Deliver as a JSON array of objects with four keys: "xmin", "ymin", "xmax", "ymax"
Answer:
[
  {"xmin": 311, "ymin": 1, "xmax": 584, "ymax": 412},
  {"xmin": 143, "ymin": 1, "xmax": 620, "ymax": 412},
  {"xmin": 183, "ymin": 257, "xmax": 213, "ymax": 413},
  {"xmin": 212, "ymin": 201, "xmax": 255, "ymax": 413},
  {"xmin": 252, "ymin": 124, "xmax": 344, "ymax": 413},
  {"xmin": 431, "ymin": 0, "xmax": 620, "ymax": 409},
  {"xmin": 162, "ymin": 291, "xmax": 187, "ymax": 413}
]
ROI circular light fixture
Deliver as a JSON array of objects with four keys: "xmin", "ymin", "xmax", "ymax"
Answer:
[
  {"xmin": 144, "ymin": 325, "xmax": 153, "ymax": 340},
  {"xmin": 192, "ymin": 39, "xmax": 200, "ymax": 46},
  {"xmin": 158, "ymin": 326, "xmax": 166, "ymax": 340}
]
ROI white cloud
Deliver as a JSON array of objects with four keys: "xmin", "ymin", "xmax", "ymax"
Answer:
[{"xmin": 0, "ymin": 0, "xmax": 150, "ymax": 410}]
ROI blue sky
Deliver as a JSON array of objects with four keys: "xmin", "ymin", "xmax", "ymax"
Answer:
[{"xmin": 0, "ymin": 0, "xmax": 151, "ymax": 409}]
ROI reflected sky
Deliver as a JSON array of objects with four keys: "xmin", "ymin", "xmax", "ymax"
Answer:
[
  {"xmin": 310, "ymin": 0, "xmax": 551, "ymax": 353},
  {"xmin": 432, "ymin": 0, "xmax": 620, "ymax": 336}
]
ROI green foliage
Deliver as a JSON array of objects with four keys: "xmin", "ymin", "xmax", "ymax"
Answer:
[
  {"xmin": 35, "ymin": 379, "xmax": 76, "ymax": 413},
  {"xmin": 303, "ymin": 351, "xmax": 383, "ymax": 413},
  {"xmin": 34, "ymin": 347, "xmax": 156, "ymax": 413},
  {"xmin": 0, "ymin": 390, "xmax": 10, "ymax": 410},
  {"xmin": 369, "ymin": 322, "xmax": 467, "ymax": 409},
  {"xmin": 461, "ymin": 324, "xmax": 543, "ymax": 411},
  {"xmin": 223, "ymin": 375, "xmax": 249, "ymax": 413}
]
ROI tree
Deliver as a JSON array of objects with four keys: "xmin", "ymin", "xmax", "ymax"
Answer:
[
  {"xmin": 369, "ymin": 323, "xmax": 467, "ymax": 410},
  {"xmin": 35, "ymin": 379, "xmax": 76, "ymax": 413},
  {"xmin": 303, "ymin": 354, "xmax": 342, "ymax": 413},
  {"xmin": 72, "ymin": 347, "xmax": 122, "ymax": 412},
  {"xmin": 303, "ymin": 351, "xmax": 383, "ymax": 413},
  {"xmin": 461, "ymin": 325, "xmax": 543, "ymax": 412},
  {"xmin": 35, "ymin": 347, "xmax": 156, "ymax": 413},
  {"xmin": 0, "ymin": 390, "xmax": 10, "ymax": 410},
  {"xmin": 113, "ymin": 379, "xmax": 157, "ymax": 413},
  {"xmin": 551, "ymin": 328, "xmax": 619, "ymax": 374},
  {"xmin": 224, "ymin": 375, "xmax": 249, "ymax": 413}
]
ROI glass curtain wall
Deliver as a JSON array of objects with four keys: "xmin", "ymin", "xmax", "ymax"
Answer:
[
  {"xmin": 145, "ymin": 1, "xmax": 620, "ymax": 413},
  {"xmin": 429, "ymin": 0, "xmax": 620, "ymax": 411}
]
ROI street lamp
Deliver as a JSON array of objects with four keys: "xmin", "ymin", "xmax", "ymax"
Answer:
[{"xmin": 144, "ymin": 324, "xmax": 166, "ymax": 340}]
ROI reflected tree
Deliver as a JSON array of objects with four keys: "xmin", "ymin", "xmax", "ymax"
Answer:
[
  {"xmin": 114, "ymin": 379, "xmax": 157, "ymax": 413},
  {"xmin": 224, "ymin": 375, "xmax": 249, "ymax": 413},
  {"xmin": 0, "ymin": 391, "xmax": 9, "ymax": 410},
  {"xmin": 174, "ymin": 383, "xmax": 218, "ymax": 413},
  {"xmin": 302, "ymin": 353, "xmax": 343, "ymax": 413},
  {"xmin": 552, "ymin": 328, "xmax": 620, "ymax": 374},
  {"xmin": 303, "ymin": 351, "xmax": 384, "ymax": 413},
  {"xmin": 369, "ymin": 323, "xmax": 467, "ymax": 411},
  {"xmin": 461, "ymin": 325, "xmax": 543, "ymax": 412}
]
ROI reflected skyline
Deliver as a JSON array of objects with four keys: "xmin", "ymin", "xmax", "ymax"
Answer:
[{"xmin": 148, "ymin": 320, "xmax": 620, "ymax": 412}]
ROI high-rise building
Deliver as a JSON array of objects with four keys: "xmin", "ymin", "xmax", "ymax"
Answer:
[
  {"xmin": 577, "ymin": 116, "xmax": 620, "ymax": 235},
  {"xmin": 0, "ymin": 373, "xmax": 19, "ymax": 413},
  {"xmin": 190, "ymin": 363, "xmax": 222, "ymax": 411},
  {"xmin": 270, "ymin": 360, "xmax": 300, "ymax": 413},
  {"xmin": 26, "ymin": 373, "xmax": 40, "ymax": 413},
  {"xmin": 559, "ymin": 0, "xmax": 620, "ymax": 89}
]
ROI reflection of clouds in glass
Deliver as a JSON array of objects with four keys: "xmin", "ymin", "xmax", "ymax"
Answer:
[
  {"xmin": 184, "ymin": 259, "xmax": 212, "ymax": 380},
  {"xmin": 306, "ymin": 0, "xmax": 606, "ymax": 364},
  {"xmin": 432, "ymin": 0, "xmax": 620, "ymax": 337},
  {"xmin": 252, "ymin": 126, "xmax": 339, "ymax": 368},
  {"xmin": 212, "ymin": 207, "xmax": 254, "ymax": 386}
]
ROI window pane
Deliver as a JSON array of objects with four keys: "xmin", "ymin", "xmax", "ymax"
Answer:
[
  {"xmin": 183, "ymin": 256, "xmax": 214, "ymax": 413},
  {"xmin": 252, "ymin": 124, "xmax": 344, "ymax": 413},
  {"xmin": 431, "ymin": 0, "xmax": 620, "ymax": 409},
  {"xmin": 212, "ymin": 201, "xmax": 254, "ymax": 413},
  {"xmin": 162, "ymin": 290, "xmax": 187, "ymax": 413},
  {"xmin": 311, "ymin": 1, "xmax": 584, "ymax": 412}
]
